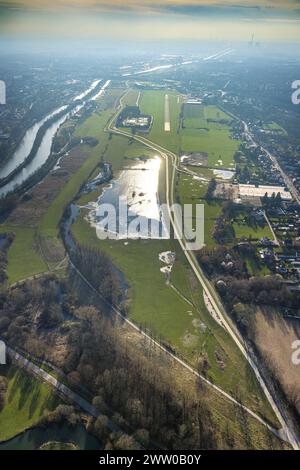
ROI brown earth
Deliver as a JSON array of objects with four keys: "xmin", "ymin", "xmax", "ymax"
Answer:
[{"xmin": 255, "ymin": 308, "xmax": 300, "ymax": 413}]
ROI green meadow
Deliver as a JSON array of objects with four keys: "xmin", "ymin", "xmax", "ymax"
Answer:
[
  {"xmin": 0, "ymin": 225, "xmax": 47, "ymax": 284},
  {"xmin": 180, "ymin": 104, "xmax": 239, "ymax": 168},
  {"xmin": 0, "ymin": 365, "xmax": 58, "ymax": 442},
  {"xmin": 139, "ymin": 89, "xmax": 183, "ymax": 153}
]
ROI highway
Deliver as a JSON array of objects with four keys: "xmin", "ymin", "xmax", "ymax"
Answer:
[{"xmin": 104, "ymin": 92, "xmax": 300, "ymax": 450}]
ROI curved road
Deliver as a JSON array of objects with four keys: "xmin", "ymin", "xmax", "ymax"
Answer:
[{"xmin": 104, "ymin": 92, "xmax": 300, "ymax": 450}]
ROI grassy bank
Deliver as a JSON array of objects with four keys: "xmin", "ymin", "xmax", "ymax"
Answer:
[{"xmin": 0, "ymin": 364, "xmax": 58, "ymax": 442}]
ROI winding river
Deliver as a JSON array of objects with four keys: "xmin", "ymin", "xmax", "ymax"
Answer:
[
  {"xmin": 0, "ymin": 79, "xmax": 110, "ymax": 197},
  {"xmin": 0, "ymin": 105, "xmax": 68, "ymax": 180}
]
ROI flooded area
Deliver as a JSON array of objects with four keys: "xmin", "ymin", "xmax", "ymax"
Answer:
[
  {"xmin": 213, "ymin": 169, "xmax": 235, "ymax": 180},
  {"xmin": 159, "ymin": 251, "xmax": 176, "ymax": 279},
  {"xmin": 87, "ymin": 157, "xmax": 168, "ymax": 240}
]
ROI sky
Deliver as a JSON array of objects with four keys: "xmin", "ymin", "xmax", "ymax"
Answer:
[{"xmin": 0, "ymin": 1, "xmax": 300, "ymax": 43}]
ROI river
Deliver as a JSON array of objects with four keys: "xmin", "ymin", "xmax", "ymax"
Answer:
[
  {"xmin": 0, "ymin": 105, "xmax": 68, "ymax": 180},
  {"xmin": 0, "ymin": 79, "xmax": 109, "ymax": 197},
  {"xmin": 0, "ymin": 105, "xmax": 83, "ymax": 196}
]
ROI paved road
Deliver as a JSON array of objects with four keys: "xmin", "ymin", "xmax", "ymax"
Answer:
[
  {"xmin": 263, "ymin": 210, "xmax": 280, "ymax": 246},
  {"xmin": 105, "ymin": 98, "xmax": 300, "ymax": 449},
  {"xmin": 164, "ymin": 94, "xmax": 170, "ymax": 132}
]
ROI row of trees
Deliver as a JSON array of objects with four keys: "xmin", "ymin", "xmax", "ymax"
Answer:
[
  {"xmin": 0, "ymin": 375, "xmax": 8, "ymax": 412},
  {"xmin": 217, "ymin": 276, "xmax": 300, "ymax": 311},
  {"xmin": 0, "ymin": 194, "xmax": 18, "ymax": 220},
  {"xmin": 197, "ymin": 246, "xmax": 248, "ymax": 279}
]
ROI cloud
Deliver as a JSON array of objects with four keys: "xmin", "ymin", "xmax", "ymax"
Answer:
[
  {"xmin": 1, "ymin": 1, "xmax": 300, "ymax": 21},
  {"xmin": 2, "ymin": 1, "xmax": 300, "ymax": 13},
  {"xmin": 0, "ymin": 0, "xmax": 300, "ymax": 42}
]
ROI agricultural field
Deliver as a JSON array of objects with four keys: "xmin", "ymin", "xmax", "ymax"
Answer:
[
  {"xmin": 181, "ymin": 104, "xmax": 239, "ymax": 168},
  {"xmin": 255, "ymin": 308, "xmax": 300, "ymax": 416}
]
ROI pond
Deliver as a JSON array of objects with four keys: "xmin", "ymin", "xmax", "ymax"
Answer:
[
  {"xmin": 0, "ymin": 422, "xmax": 101, "ymax": 450},
  {"xmin": 213, "ymin": 169, "xmax": 235, "ymax": 180}
]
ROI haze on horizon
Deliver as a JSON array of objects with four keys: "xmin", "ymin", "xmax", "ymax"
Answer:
[{"xmin": 0, "ymin": 0, "xmax": 300, "ymax": 43}]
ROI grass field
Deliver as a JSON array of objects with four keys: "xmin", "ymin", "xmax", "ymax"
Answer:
[
  {"xmin": 39, "ymin": 441, "xmax": 79, "ymax": 450},
  {"xmin": 0, "ymin": 226, "xmax": 47, "ymax": 284},
  {"xmin": 139, "ymin": 89, "xmax": 183, "ymax": 153},
  {"xmin": 129, "ymin": 91, "xmax": 239, "ymax": 169},
  {"xmin": 0, "ymin": 365, "xmax": 58, "ymax": 442},
  {"xmin": 255, "ymin": 308, "xmax": 300, "ymax": 416},
  {"xmin": 66, "ymin": 95, "xmax": 277, "ymax": 424},
  {"xmin": 121, "ymin": 89, "xmax": 140, "ymax": 107},
  {"xmin": 263, "ymin": 122, "xmax": 287, "ymax": 135},
  {"xmin": 181, "ymin": 105, "xmax": 239, "ymax": 168},
  {"xmin": 183, "ymin": 104, "xmax": 229, "ymax": 129},
  {"xmin": 177, "ymin": 171, "xmax": 222, "ymax": 248},
  {"xmin": 233, "ymin": 220, "xmax": 273, "ymax": 240}
]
